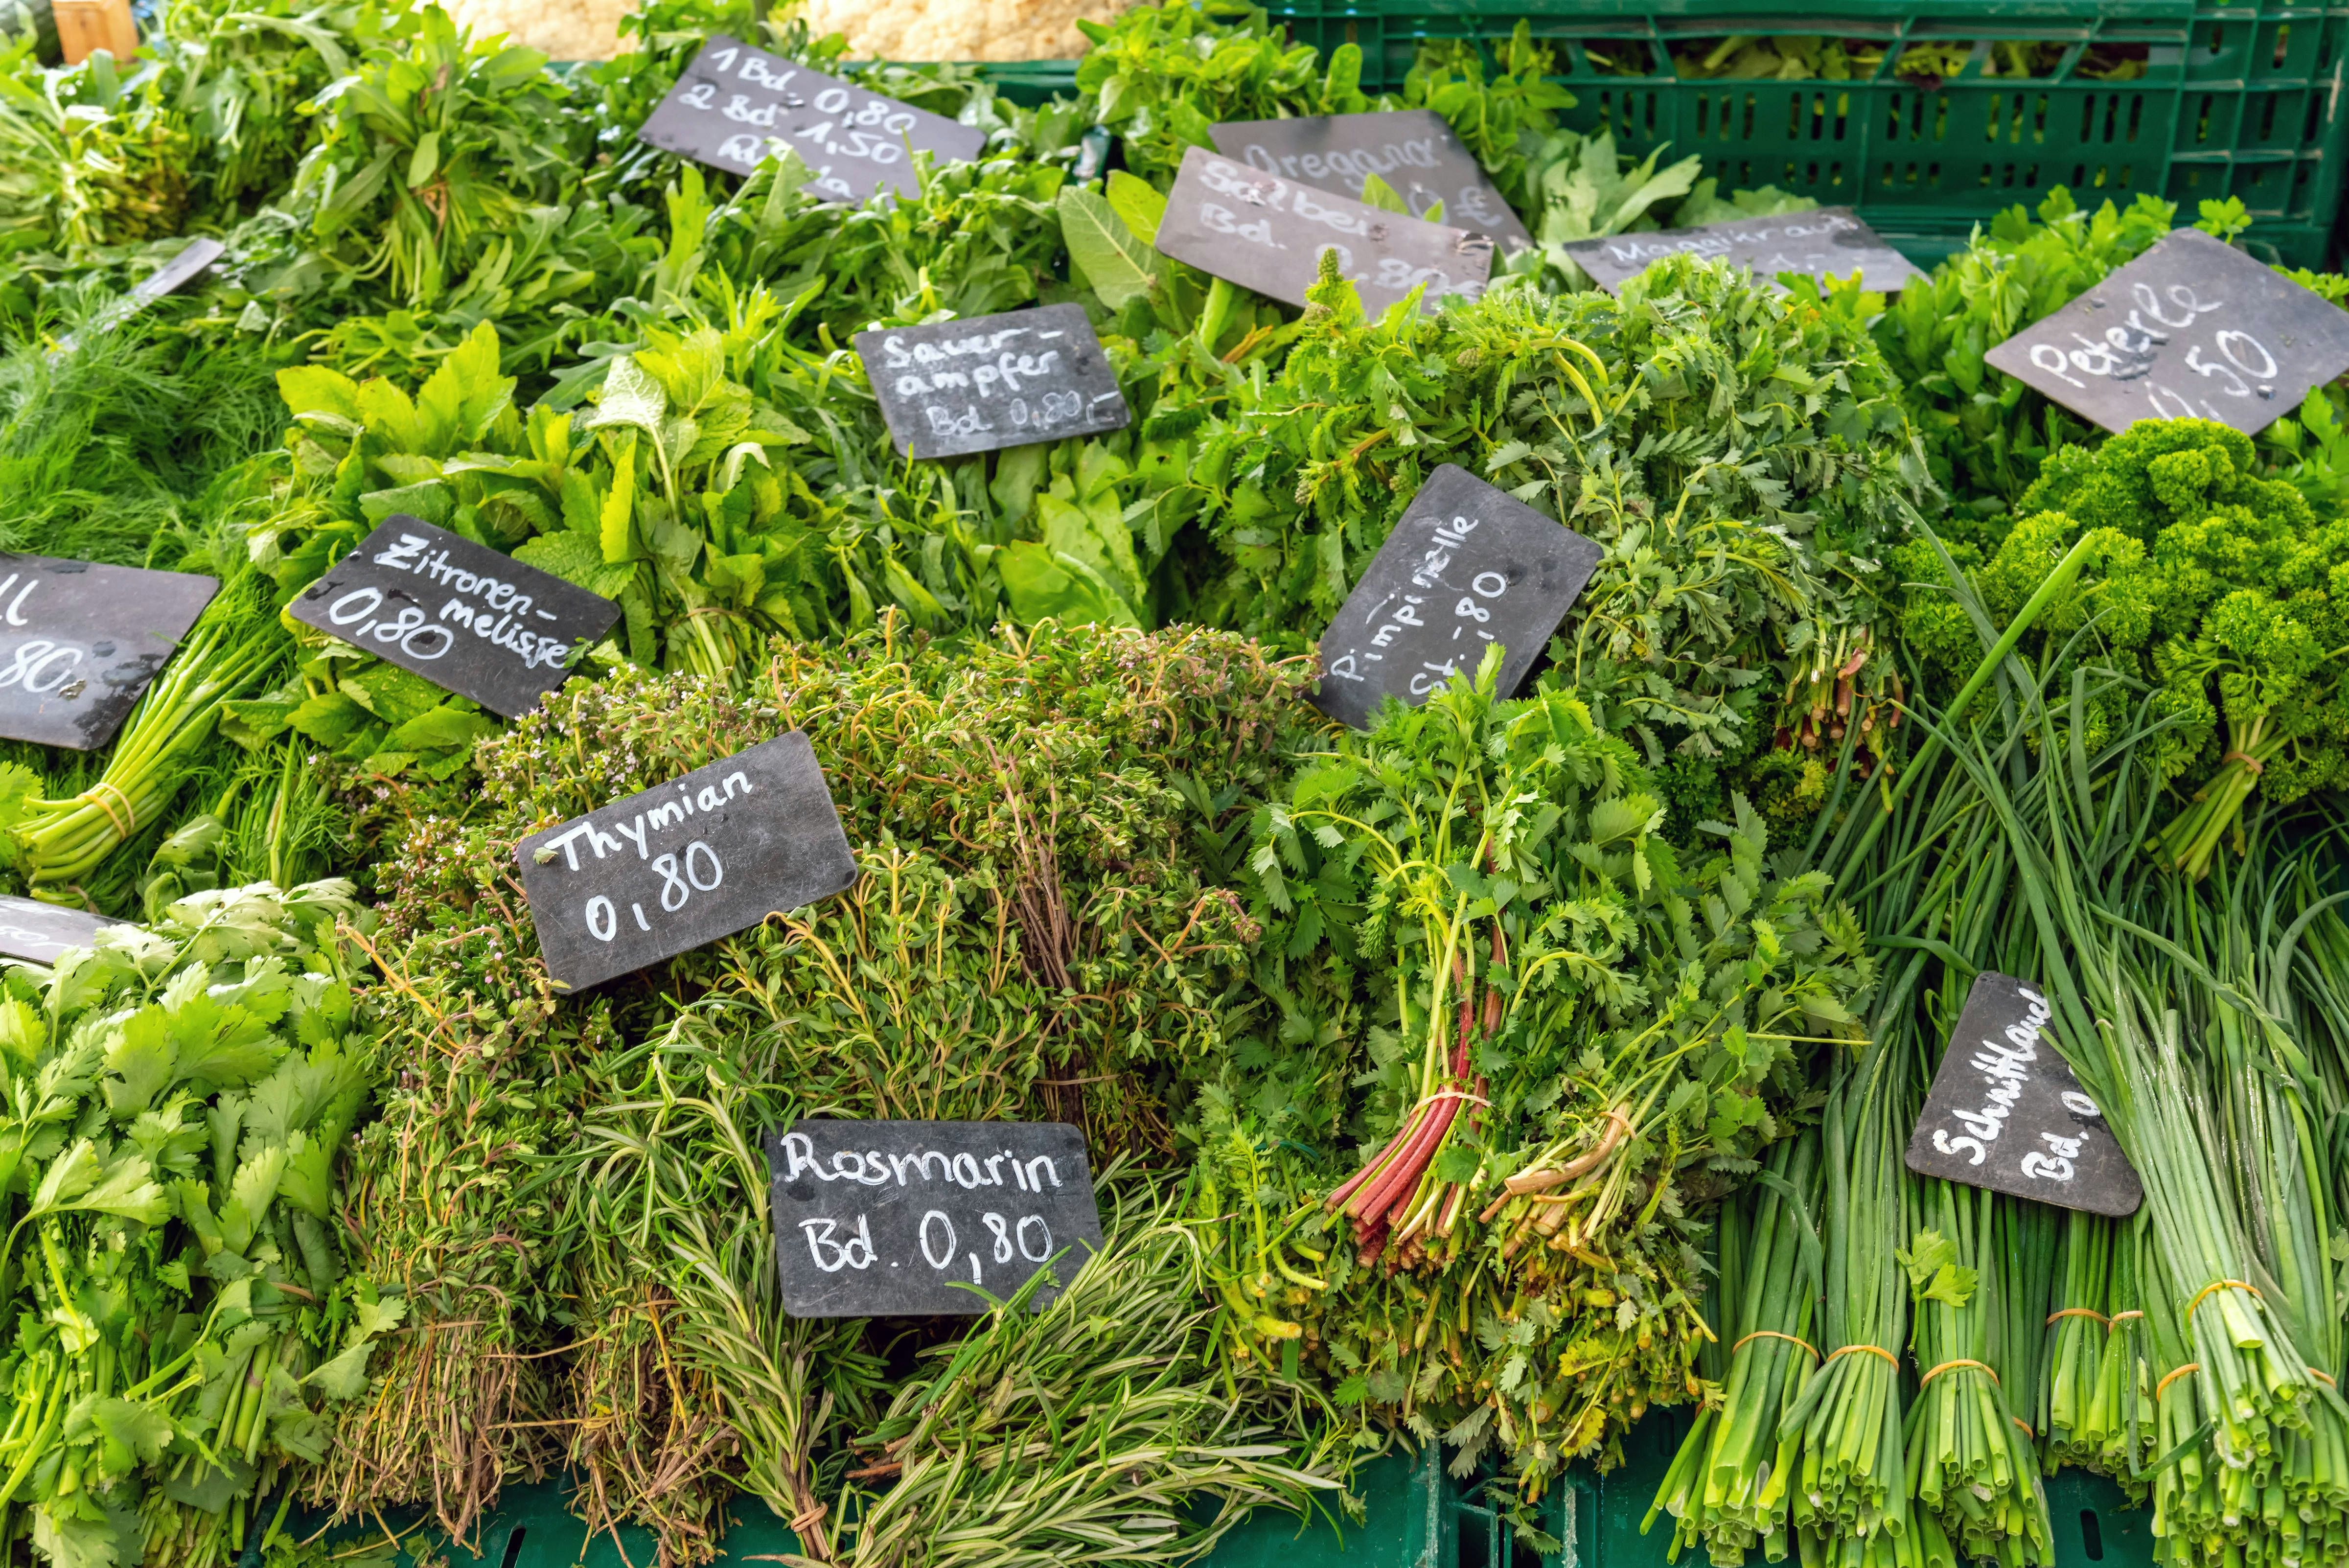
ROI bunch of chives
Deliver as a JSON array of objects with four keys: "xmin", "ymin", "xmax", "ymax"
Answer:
[{"xmin": 2041, "ymin": 1210, "xmax": 2110, "ymax": 1475}]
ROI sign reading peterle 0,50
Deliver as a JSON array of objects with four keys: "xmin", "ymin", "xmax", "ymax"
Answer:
[
  {"xmin": 855, "ymin": 304, "xmax": 1130, "ymax": 460},
  {"xmin": 1208, "ymin": 110, "xmax": 1533, "ymax": 254},
  {"xmin": 0, "ymin": 897, "xmax": 116, "ymax": 966},
  {"xmin": 516, "ymin": 733, "xmax": 857, "ymax": 992},
  {"xmin": 1556, "ymin": 207, "xmax": 1923, "ymax": 296},
  {"xmin": 1152, "ymin": 146, "xmax": 1494, "ymax": 319},
  {"xmin": 0, "ymin": 554, "xmax": 218, "ymax": 750},
  {"xmin": 1984, "ymin": 227, "xmax": 2349, "ymax": 437},
  {"xmin": 768, "ymin": 1120, "xmax": 1105, "ymax": 1316},
  {"xmin": 288, "ymin": 517, "xmax": 621, "ymax": 721},
  {"xmin": 1314, "ymin": 465, "xmax": 1601, "ymax": 730},
  {"xmin": 1904, "ymin": 972, "xmax": 2142, "ymax": 1217},
  {"xmin": 637, "ymin": 34, "xmax": 986, "ymax": 203}
]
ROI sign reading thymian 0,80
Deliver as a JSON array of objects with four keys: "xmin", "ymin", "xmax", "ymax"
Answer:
[{"xmin": 766, "ymin": 1119, "xmax": 1106, "ymax": 1316}]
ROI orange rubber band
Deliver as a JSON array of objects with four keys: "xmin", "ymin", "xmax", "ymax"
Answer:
[
  {"xmin": 1734, "ymin": 1330, "xmax": 1820, "ymax": 1361},
  {"xmin": 2156, "ymin": 1363, "xmax": 2202, "ymax": 1401},
  {"xmin": 2184, "ymin": 1280, "xmax": 2261, "ymax": 1320},
  {"xmin": 2013, "ymin": 1417, "xmax": 2036, "ymax": 1438},
  {"xmin": 2310, "ymin": 1370, "xmax": 2337, "ymax": 1389},
  {"xmin": 1826, "ymin": 1344, "xmax": 1900, "ymax": 1369},
  {"xmin": 1920, "ymin": 1358, "xmax": 2000, "ymax": 1390},
  {"xmin": 2221, "ymin": 751, "xmax": 2266, "ymax": 776},
  {"xmin": 2108, "ymin": 1311, "xmax": 2145, "ymax": 1325},
  {"xmin": 2047, "ymin": 1308, "xmax": 2110, "ymax": 1328}
]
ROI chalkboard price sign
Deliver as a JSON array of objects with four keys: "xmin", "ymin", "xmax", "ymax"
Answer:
[
  {"xmin": 0, "ymin": 897, "xmax": 117, "ymax": 966},
  {"xmin": 1209, "ymin": 110, "xmax": 1533, "ymax": 255},
  {"xmin": 1313, "ymin": 464, "xmax": 1600, "ymax": 730},
  {"xmin": 855, "ymin": 304, "xmax": 1129, "ymax": 460},
  {"xmin": 767, "ymin": 1119, "xmax": 1104, "ymax": 1317},
  {"xmin": 1154, "ymin": 146, "xmax": 1494, "ymax": 319},
  {"xmin": 1556, "ymin": 207, "xmax": 1923, "ymax": 296},
  {"xmin": 516, "ymin": 733, "xmax": 857, "ymax": 992},
  {"xmin": 288, "ymin": 517, "xmax": 621, "ymax": 721},
  {"xmin": 0, "ymin": 554, "xmax": 218, "ymax": 751},
  {"xmin": 52, "ymin": 239, "xmax": 226, "ymax": 359},
  {"xmin": 637, "ymin": 35, "xmax": 986, "ymax": 203},
  {"xmin": 1983, "ymin": 227, "xmax": 2349, "ymax": 437},
  {"xmin": 1905, "ymin": 972, "xmax": 2142, "ymax": 1217}
]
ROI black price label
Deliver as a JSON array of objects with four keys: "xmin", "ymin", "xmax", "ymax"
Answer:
[
  {"xmin": 287, "ymin": 517, "xmax": 621, "ymax": 721},
  {"xmin": 1983, "ymin": 227, "xmax": 2349, "ymax": 437},
  {"xmin": 855, "ymin": 304, "xmax": 1129, "ymax": 460},
  {"xmin": 1905, "ymin": 972, "xmax": 2142, "ymax": 1217},
  {"xmin": 1556, "ymin": 207, "xmax": 1923, "ymax": 296},
  {"xmin": 0, "ymin": 897, "xmax": 116, "ymax": 966},
  {"xmin": 1313, "ymin": 464, "xmax": 1600, "ymax": 730},
  {"xmin": 515, "ymin": 733, "xmax": 857, "ymax": 993},
  {"xmin": 767, "ymin": 1120, "xmax": 1104, "ymax": 1316},
  {"xmin": 1153, "ymin": 146, "xmax": 1494, "ymax": 319},
  {"xmin": 133, "ymin": 237, "xmax": 226, "ymax": 302},
  {"xmin": 636, "ymin": 34, "xmax": 986, "ymax": 203},
  {"xmin": 1209, "ymin": 110, "xmax": 1533, "ymax": 255},
  {"xmin": 0, "ymin": 555, "xmax": 218, "ymax": 751}
]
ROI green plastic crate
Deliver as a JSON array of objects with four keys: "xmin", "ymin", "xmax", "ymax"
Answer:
[
  {"xmin": 322, "ymin": 1409, "xmax": 2153, "ymax": 1568},
  {"xmin": 1263, "ymin": 0, "xmax": 2349, "ymax": 267}
]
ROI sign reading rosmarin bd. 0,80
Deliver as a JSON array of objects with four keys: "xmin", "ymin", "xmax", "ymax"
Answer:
[
  {"xmin": 637, "ymin": 34, "xmax": 987, "ymax": 203},
  {"xmin": 1313, "ymin": 465, "xmax": 1602, "ymax": 730},
  {"xmin": 1208, "ymin": 110, "xmax": 1534, "ymax": 254},
  {"xmin": 1904, "ymin": 972, "xmax": 2142, "ymax": 1217},
  {"xmin": 0, "ymin": 555, "xmax": 218, "ymax": 750},
  {"xmin": 1555, "ymin": 207, "xmax": 1923, "ymax": 296},
  {"xmin": 855, "ymin": 304, "xmax": 1130, "ymax": 460},
  {"xmin": 516, "ymin": 733, "xmax": 857, "ymax": 992},
  {"xmin": 288, "ymin": 518, "xmax": 621, "ymax": 721},
  {"xmin": 1983, "ymin": 226, "xmax": 2349, "ymax": 437},
  {"xmin": 1153, "ymin": 146, "xmax": 1494, "ymax": 319},
  {"xmin": 767, "ymin": 1120, "xmax": 1105, "ymax": 1316}
]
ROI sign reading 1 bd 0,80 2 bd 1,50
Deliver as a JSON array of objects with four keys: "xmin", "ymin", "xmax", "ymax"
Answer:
[
  {"xmin": 1984, "ymin": 227, "xmax": 2349, "ymax": 436},
  {"xmin": 1313, "ymin": 465, "xmax": 1601, "ymax": 730},
  {"xmin": 637, "ymin": 34, "xmax": 985, "ymax": 202}
]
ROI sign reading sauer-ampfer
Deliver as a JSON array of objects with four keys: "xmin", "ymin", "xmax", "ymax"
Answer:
[
  {"xmin": 1904, "ymin": 972, "xmax": 2142, "ymax": 1217},
  {"xmin": 766, "ymin": 1120, "xmax": 1105, "ymax": 1316}
]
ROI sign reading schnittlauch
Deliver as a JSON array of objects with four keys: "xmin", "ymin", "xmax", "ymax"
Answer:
[
  {"xmin": 1313, "ymin": 464, "xmax": 1602, "ymax": 730},
  {"xmin": 515, "ymin": 733, "xmax": 857, "ymax": 992},
  {"xmin": 1903, "ymin": 972, "xmax": 2142, "ymax": 1217},
  {"xmin": 1152, "ymin": 146, "xmax": 1494, "ymax": 319},
  {"xmin": 287, "ymin": 517, "xmax": 622, "ymax": 722},
  {"xmin": 1554, "ymin": 207, "xmax": 1924, "ymax": 296},
  {"xmin": 0, "ymin": 554, "xmax": 219, "ymax": 751},
  {"xmin": 766, "ymin": 1120, "xmax": 1105, "ymax": 1316},
  {"xmin": 1207, "ymin": 110, "xmax": 1534, "ymax": 255},
  {"xmin": 855, "ymin": 303, "xmax": 1130, "ymax": 460},
  {"xmin": 636, "ymin": 34, "xmax": 987, "ymax": 203},
  {"xmin": 1982, "ymin": 226, "xmax": 2349, "ymax": 437}
]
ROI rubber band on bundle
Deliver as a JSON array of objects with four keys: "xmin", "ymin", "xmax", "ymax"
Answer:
[
  {"xmin": 1825, "ymin": 1344, "xmax": 1899, "ymax": 1369},
  {"xmin": 1733, "ymin": 1330, "xmax": 1820, "ymax": 1361},
  {"xmin": 87, "ymin": 781, "xmax": 136, "ymax": 839},
  {"xmin": 1919, "ymin": 1358, "xmax": 1999, "ymax": 1390},
  {"xmin": 2184, "ymin": 1280, "xmax": 2261, "ymax": 1320},
  {"xmin": 2047, "ymin": 1307, "xmax": 2109, "ymax": 1328},
  {"xmin": 2222, "ymin": 751, "xmax": 2266, "ymax": 775},
  {"xmin": 2156, "ymin": 1363, "xmax": 2201, "ymax": 1401}
]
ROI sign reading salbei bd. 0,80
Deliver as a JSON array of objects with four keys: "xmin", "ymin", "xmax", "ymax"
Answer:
[
  {"xmin": 855, "ymin": 304, "xmax": 1130, "ymax": 460},
  {"xmin": 767, "ymin": 1120, "xmax": 1105, "ymax": 1316},
  {"xmin": 636, "ymin": 34, "xmax": 986, "ymax": 203},
  {"xmin": 516, "ymin": 733, "xmax": 857, "ymax": 992},
  {"xmin": 0, "ymin": 555, "xmax": 218, "ymax": 750},
  {"xmin": 1904, "ymin": 972, "xmax": 2142, "ymax": 1217},
  {"xmin": 1556, "ymin": 207, "xmax": 1924, "ymax": 296},
  {"xmin": 289, "ymin": 518, "xmax": 621, "ymax": 721},
  {"xmin": 1983, "ymin": 227, "xmax": 2349, "ymax": 437},
  {"xmin": 1208, "ymin": 111, "xmax": 1534, "ymax": 254},
  {"xmin": 1153, "ymin": 146, "xmax": 1494, "ymax": 320},
  {"xmin": 1313, "ymin": 465, "xmax": 1601, "ymax": 730}
]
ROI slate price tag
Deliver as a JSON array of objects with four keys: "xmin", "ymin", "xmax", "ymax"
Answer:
[
  {"xmin": 1154, "ymin": 145, "xmax": 1494, "ymax": 319},
  {"xmin": 1209, "ymin": 110, "xmax": 1533, "ymax": 255},
  {"xmin": 1905, "ymin": 972, "xmax": 2142, "ymax": 1217},
  {"xmin": 288, "ymin": 517, "xmax": 620, "ymax": 721},
  {"xmin": 0, "ymin": 897, "xmax": 117, "ymax": 966},
  {"xmin": 1313, "ymin": 464, "xmax": 1601, "ymax": 730},
  {"xmin": 516, "ymin": 733, "xmax": 857, "ymax": 992},
  {"xmin": 855, "ymin": 303, "xmax": 1129, "ymax": 460},
  {"xmin": 53, "ymin": 239, "xmax": 225, "ymax": 358},
  {"xmin": 637, "ymin": 34, "xmax": 986, "ymax": 203},
  {"xmin": 1557, "ymin": 207, "xmax": 1923, "ymax": 296},
  {"xmin": 0, "ymin": 555, "xmax": 218, "ymax": 751},
  {"xmin": 1983, "ymin": 226, "xmax": 2349, "ymax": 437},
  {"xmin": 767, "ymin": 1119, "xmax": 1104, "ymax": 1316}
]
